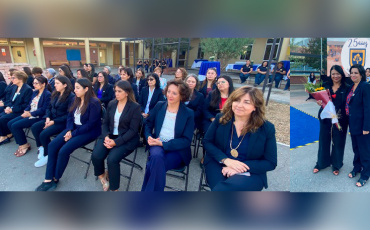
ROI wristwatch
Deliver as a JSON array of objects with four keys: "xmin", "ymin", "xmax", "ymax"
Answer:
[{"xmin": 220, "ymin": 158, "xmax": 228, "ymax": 164}]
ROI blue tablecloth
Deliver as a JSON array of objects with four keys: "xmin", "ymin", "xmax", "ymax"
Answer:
[
  {"xmin": 194, "ymin": 59, "xmax": 208, "ymax": 63},
  {"xmin": 199, "ymin": 61, "xmax": 221, "ymax": 76},
  {"xmin": 165, "ymin": 58, "xmax": 173, "ymax": 68}
]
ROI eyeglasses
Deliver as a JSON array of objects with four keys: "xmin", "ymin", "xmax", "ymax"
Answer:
[
  {"xmin": 216, "ymin": 80, "xmax": 227, "ymax": 85},
  {"xmin": 148, "ymin": 78, "xmax": 155, "ymax": 81}
]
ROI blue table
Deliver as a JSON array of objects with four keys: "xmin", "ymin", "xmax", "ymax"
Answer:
[
  {"xmin": 194, "ymin": 59, "xmax": 208, "ymax": 63},
  {"xmin": 165, "ymin": 58, "xmax": 173, "ymax": 68},
  {"xmin": 198, "ymin": 61, "xmax": 221, "ymax": 81}
]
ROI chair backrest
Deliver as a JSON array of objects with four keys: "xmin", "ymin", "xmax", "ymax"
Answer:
[{"xmin": 101, "ymin": 105, "xmax": 106, "ymax": 120}]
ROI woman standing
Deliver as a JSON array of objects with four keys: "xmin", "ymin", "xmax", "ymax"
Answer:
[
  {"xmin": 0, "ymin": 71, "xmax": 32, "ymax": 145},
  {"xmin": 31, "ymin": 76, "xmax": 75, "ymax": 167},
  {"xmin": 135, "ymin": 68, "xmax": 147, "ymax": 95},
  {"xmin": 8, "ymin": 76, "xmax": 51, "ymax": 157},
  {"xmin": 175, "ymin": 68, "xmax": 188, "ymax": 81},
  {"xmin": 346, "ymin": 64, "xmax": 370, "ymax": 187},
  {"xmin": 202, "ymin": 75, "xmax": 234, "ymax": 133},
  {"xmin": 203, "ymin": 86, "xmax": 277, "ymax": 191},
  {"xmin": 185, "ymin": 74, "xmax": 204, "ymax": 131},
  {"xmin": 93, "ymin": 72, "xmax": 114, "ymax": 107},
  {"xmin": 91, "ymin": 80, "xmax": 141, "ymax": 191},
  {"xmin": 35, "ymin": 78, "xmax": 102, "ymax": 191},
  {"xmin": 199, "ymin": 67, "xmax": 218, "ymax": 98},
  {"xmin": 141, "ymin": 80, "xmax": 194, "ymax": 191},
  {"xmin": 313, "ymin": 65, "xmax": 350, "ymax": 175}
]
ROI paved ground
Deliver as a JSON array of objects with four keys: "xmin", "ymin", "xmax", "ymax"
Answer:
[{"xmin": 290, "ymin": 89, "xmax": 367, "ymax": 192}]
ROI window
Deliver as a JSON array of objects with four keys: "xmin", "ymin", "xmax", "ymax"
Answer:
[
  {"xmin": 0, "ymin": 39, "xmax": 8, "ymax": 45},
  {"xmin": 43, "ymin": 40, "xmax": 78, "ymax": 46},
  {"xmin": 263, "ymin": 38, "xmax": 281, "ymax": 60},
  {"xmin": 99, "ymin": 43, "xmax": 107, "ymax": 48},
  {"xmin": 10, "ymin": 39, "xmax": 24, "ymax": 45},
  {"xmin": 240, "ymin": 44, "xmax": 253, "ymax": 60},
  {"xmin": 197, "ymin": 46, "xmax": 204, "ymax": 59}
]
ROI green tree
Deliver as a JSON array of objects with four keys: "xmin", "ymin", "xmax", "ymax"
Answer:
[
  {"xmin": 144, "ymin": 38, "xmax": 191, "ymax": 57},
  {"xmin": 200, "ymin": 38, "xmax": 255, "ymax": 70},
  {"xmin": 304, "ymin": 38, "xmax": 327, "ymax": 70}
]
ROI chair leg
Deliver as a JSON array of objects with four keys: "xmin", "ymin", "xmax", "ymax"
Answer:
[
  {"xmin": 126, "ymin": 148, "xmax": 138, "ymax": 191},
  {"xmin": 199, "ymin": 166, "xmax": 204, "ymax": 191},
  {"xmin": 184, "ymin": 165, "xmax": 189, "ymax": 191},
  {"xmin": 84, "ymin": 155, "xmax": 92, "ymax": 179}
]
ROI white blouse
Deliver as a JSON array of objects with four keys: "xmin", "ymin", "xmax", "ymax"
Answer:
[
  {"xmin": 74, "ymin": 107, "xmax": 82, "ymax": 125},
  {"xmin": 113, "ymin": 107, "xmax": 122, "ymax": 135},
  {"xmin": 159, "ymin": 110, "xmax": 177, "ymax": 142}
]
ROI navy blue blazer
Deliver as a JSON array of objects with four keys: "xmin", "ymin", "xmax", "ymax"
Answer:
[
  {"xmin": 93, "ymin": 83, "xmax": 115, "ymax": 106},
  {"xmin": 108, "ymin": 74, "xmax": 116, "ymax": 85},
  {"xmin": 101, "ymin": 99, "xmax": 141, "ymax": 149},
  {"xmin": 25, "ymin": 89, "xmax": 52, "ymax": 117},
  {"xmin": 203, "ymin": 91, "xmax": 221, "ymax": 121},
  {"xmin": 135, "ymin": 78, "xmax": 147, "ymax": 95},
  {"xmin": 66, "ymin": 97, "xmax": 102, "ymax": 137},
  {"xmin": 27, "ymin": 75, "xmax": 34, "ymax": 89},
  {"xmin": 186, "ymin": 90, "xmax": 204, "ymax": 130},
  {"xmin": 45, "ymin": 93, "xmax": 75, "ymax": 124},
  {"xmin": 131, "ymin": 83, "xmax": 139, "ymax": 102},
  {"xmin": 347, "ymin": 81, "xmax": 370, "ymax": 135},
  {"xmin": 139, "ymin": 87, "xmax": 165, "ymax": 113},
  {"xmin": 199, "ymin": 81, "xmax": 217, "ymax": 98},
  {"xmin": 144, "ymin": 101, "xmax": 195, "ymax": 165},
  {"xmin": 6, "ymin": 84, "xmax": 33, "ymax": 114},
  {"xmin": 203, "ymin": 114, "xmax": 277, "ymax": 189},
  {"xmin": 1, "ymin": 83, "xmax": 15, "ymax": 105},
  {"xmin": 0, "ymin": 81, "xmax": 7, "ymax": 99}
]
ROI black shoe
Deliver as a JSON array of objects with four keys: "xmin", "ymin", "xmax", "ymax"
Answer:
[
  {"xmin": 0, "ymin": 137, "xmax": 12, "ymax": 146},
  {"xmin": 35, "ymin": 181, "xmax": 57, "ymax": 191}
]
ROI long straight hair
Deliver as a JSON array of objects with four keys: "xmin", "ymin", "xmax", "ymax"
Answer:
[
  {"xmin": 209, "ymin": 75, "xmax": 234, "ymax": 110},
  {"xmin": 51, "ymin": 75, "xmax": 73, "ymax": 102},
  {"xmin": 200, "ymin": 68, "xmax": 217, "ymax": 89},
  {"xmin": 69, "ymin": 78, "xmax": 98, "ymax": 115},
  {"xmin": 114, "ymin": 80, "xmax": 136, "ymax": 103}
]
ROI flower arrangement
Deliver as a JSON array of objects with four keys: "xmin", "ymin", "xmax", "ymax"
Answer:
[{"xmin": 209, "ymin": 56, "xmax": 215, "ymax": 61}]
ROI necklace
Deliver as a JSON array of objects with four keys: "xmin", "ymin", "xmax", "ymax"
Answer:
[{"xmin": 229, "ymin": 125, "xmax": 247, "ymax": 158}]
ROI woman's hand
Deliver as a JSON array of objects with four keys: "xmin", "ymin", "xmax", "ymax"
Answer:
[
  {"xmin": 5, "ymin": 107, "xmax": 12, "ymax": 114},
  {"xmin": 44, "ymin": 120, "xmax": 54, "ymax": 129},
  {"xmin": 316, "ymin": 100, "xmax": 323, "ymax": 106},
  {"xmin": 104, "ymin": 139, "xmax": 116, "ymax": 149},
  {"xmin": 0, "ymin": 101, "xmax": 4, "ymax": 107},
  {"xmin": 142, "ymin": 113, "xmax": 149, "ymax": 118},
  {"xmin": 222, "ymin": 167, "xmax": 238, "ymax": 177},
  {"xmin": 223, "ymin": 158, "xmax": 249, "ymax": 173},
  {"xmin": 210, "ymin": 118, "xmax": 215, "ymax": 122},
  {"xmin": 21, "ymin": 111, "xmax": 31, "ymax": 118},
  {"xmin": 147, "ymin": 136, "xmax": 163, "ymax": 146},
  {"xmin": 64, "ymin": 131, "xmax": 72, "ymax": 142},
  {"xmin": 363, "ymin": 131, "xmax": 370, "ymax": 135}
]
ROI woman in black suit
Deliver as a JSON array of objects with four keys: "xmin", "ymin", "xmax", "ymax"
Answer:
[
  {"xmin": 93, "ymin": 71, "xmax": 114, "ymax": 107},
  {"xmin": 141, "ymin": 80, "xmax": 194, "ymax": 191},
  {"xmin": 0, "ymin": 71, "xmax": 32, "ymax": 145},
  {"xmin": 202, "ymin": 75, "xmax": 234, "ymax": 133},
  {"xmin": 138, "ymin": 73, "xmax": 165, "ymax": 119},
  {"xmin": 203, "ymin": 86, "xmax": 277, "ymax": 191},
  {"xmin": 199, "ymin": 67, "xmax": 217, "ymax": 98},
  {"xmin": 0, "ymin": 72, "xmax": 7, "ymax": 99},
  {"xmin": 119, "ymin": 67, "xmax": 139, "ymax": 101},
  {"xmin": 134, "ymin": 68, "xmax": 147, "ymax": 96},
  {"xmin": 313, "ymin": 65, "xmax": 350, "ymax": 175},
  {"xmin": 92, "ymin": 80, "xmax": 142, "ymax": 191},
  {"xmin": 346, "ymin": 64, "xmax": 370, "ymax": 187},
  {"xmin": 31, "ymin": 76, "xmax": 75, "ymax": 168},
  {"xmin": 8, "ymin": 76, "xmax": 51, "ymax": 157},
  {"xmin": 0, "ymin": 68, "xmax": 17, "ymax": 114},
  {"xmin": 185, "ymin": 74, "xmax": 204, "ymax": 131},
  {"xmin": 59, "ymin": 65, "xmax": 76, "ymax": 88}
]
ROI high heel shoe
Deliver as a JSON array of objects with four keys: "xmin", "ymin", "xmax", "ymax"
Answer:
[{"xmin": 15, "ymin": 144, "xmax": 31, "ymax": 157}]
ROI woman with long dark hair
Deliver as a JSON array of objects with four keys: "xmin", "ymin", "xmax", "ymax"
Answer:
[
  {"xmin": 93, "ymin": 71, "xmax": 114, "ymax": 107},
  {"xmin": 119, "ymin": 67, "xmax": 139, "ymax": 101},
  {"xmin": 138, "ymin": 73, "xmax": 165, "ymax": 119},
  {"xmin": 35, "ymin": 78, "xmax": 102, "ymax": 191},
  {"xmin": 254, "ymin": 61, "xmax": 269, "ymax": 86},
  {"xmin": 87, "ymin": 63, "xmax": 98, "ymax": 84},
  {"xmin": 0, "ymin": 72, "xmax": 7, "ymax": 99},
  {"xmin": 202, "ymin": 75, "xmax": 234, "ymax": 133},
  {"xmin": 0, "ymin": 68, "xmax": 17, "ymax": 114},
  {"xmin": 92, "ymin": 80, "xmax": 141, "ymax": 191},
  {"xmin": 313, "ymin": 65, "xmax": 350, "ymax": 176},
  {"xmin": 76, "ymin": 69, "xmax": 89, "ymax": 79},
  {"xmin": 346, "ymin": 64, "xmax": 370, "ymax": 187},
  {"xmin": 8, "ymin": 76, "xmax": 51, "ymax": 157},
  {"xmin": 59, "ymin": 65, "xmax": 76, "ymax": 87},
  {"xmin": 23, "ymin": 66, "xmax": 34, "ymax": 89},
  {"xmin": 31, "ymin": 76, "xmax": 75, "ymax": 167},
  {"xmin": 135, "ymin": 68, "xmax": 147, "ymax": 95},
  {"xmin": 185, "ymin": 74, "xmax": 204, "ymax": 131},
  {"xmin": 199, "ymin": 67, "xmax": 217, "ymax": 98}
]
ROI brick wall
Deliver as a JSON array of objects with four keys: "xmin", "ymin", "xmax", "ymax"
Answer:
[
  {"xmin": 43, "ymin": 47, "xmax": 99, "ymax": 68},
  {"xmin": 0, "ymin": 46, "xmax": 12, "ymax": 63},
  {"xmin": 0, "ymin": 63, "xmax": 32, "ymax": 84}
]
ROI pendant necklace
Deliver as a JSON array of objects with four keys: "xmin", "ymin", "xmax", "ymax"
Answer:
[{"xmin": 230, "ymin": 125, "xmax": 247, "ymax": 158}]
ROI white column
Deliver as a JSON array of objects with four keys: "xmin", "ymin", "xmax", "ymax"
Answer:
[
  {"xmin": 33, "ymin": 38, "xmax": 44, "ymax": 68},
  {"xmin": 85, "ymin": 38, "xmax": 91, "ymax": 63}
]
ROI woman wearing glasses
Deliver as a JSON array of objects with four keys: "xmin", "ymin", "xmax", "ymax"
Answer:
[
  {"xmin": 202, "ymin": 75, "xmax": 234, "ymax": 133},
  {"xmin": 93, "ymin": 71, "xmax": 115, "ymax": 107}
]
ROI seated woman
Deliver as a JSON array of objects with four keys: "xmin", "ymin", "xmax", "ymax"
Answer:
[
  {"xmin": 0, "ymin": 68, "xmax": 17, "ymax": 114},
  {"xmin": 76, "ymin": 69, "xmax": 89, "ymax": 80},
  {"xmin": 31, "ymin": 76, "xmax": 75, "ymax": 167},
  {"xmin": 92, "ymin": 80, "xmax": 142, "ymax": 191},
  {"xmin": 59, "ymin": 65, "xmax": 76, "ymax": 88},
  {"xmin": 87, "ymin": 63, "xmax": 98, "ymax": 84},
  {"xmin": 134, "ymin": 68, "xmax": 147, "ymax": 96},
  {"xmin": 8, "ymin": 76, "xmax": 51, "ymax": 157},
  {"xmin": 35, "ymin": 78, "xmax": 102, "ymax": 191},
  {"xmin": 199, "ymin": 67, "xmax": 217, "ymax": 98},
  {"xmin": 0, "ymin": 72, "xmax": 7, "ymax": 100},
  {"xmin": 203, "ymin": 86, "xmax": 277, "ymax": 191},
  {"xmin": 93, "ymin": 71, "xmax": 114, "ymax": 107},
  {"xmin": 202, "ymin": 75, "xmax": 234, "ymax": 133},
  {"xmin": 141, "ymin": 80, "xmax": 194, "ymax": 191},
  {"xmin": 254, "ymin": 61, "xmax": 270, "ymax": 86},
  {"xmin": 138, "ymin": 73, "xmax": 165, "ymax": 119},
  {"xmin": 175, "ymin": 68, "xmax": 188, "ymax": 81},
  {"xmin": 0, "ymin": 71, "xmax": 33, "ymax": 145},
  {"xmin": 184, "ymin": 74, "xmax": 204, "ymax": 131},
  {"xmin": 119, "ymin": 67, "xmax": 139, "ymax": 101},
  {"xmin": 154, "ymin": 67, "xmax": 167, "ymax": 90}
]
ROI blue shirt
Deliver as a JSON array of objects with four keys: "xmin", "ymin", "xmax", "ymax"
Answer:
[
  {"xmin": 97, "ymin": 88, "xmax": 103, "ymax": 99},
  {"xmin": 144, "ymin": 88, "xmax": 154, "ymax": 114}
]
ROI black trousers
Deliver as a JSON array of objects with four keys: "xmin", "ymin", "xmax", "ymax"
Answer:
[
  {"xmin": 316, "ymin": 118, "xmax": 348, "ymax": 170},
  {"xmin": 351, "ymin": 134, "xmax": 370, "ymax": 180},
  {"xmin": 205, "ymin": 159, "xmax": 264, "ymax": 191},
  {"xmin": 91, "ymin": 137, "xmax": 137, "ymax": 191}
]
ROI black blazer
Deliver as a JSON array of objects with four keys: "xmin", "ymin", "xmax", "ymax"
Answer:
[
  {"xmin": 131, "ymin": 83, "xmax": 139, "ymax": 102},
  {"xmin": 66, "ymin": 97, "xmax": 102, "ymax": 137},
  {"xmin": 27, "ymin": 75, "xmax": 34, "ymax": 89},
  {"xmin": 45, "ymin": 93, "xmax": 75, "ymax": 124},
  {"xmin": 138, "ymin": 87, "xmax": 165, "ymax": 113},
  {"xmin": 6, "ymin": 84, "xmax": 33, "ymax": 114},
  {"xmin": 0, "ymin": 81, "xmax": 7, "ymax": 99},
  {"xmin": 144, "ymin": 101, "xmax": 195, "ymax": 165},
  {"xmin": 203, "ymin": 114, "xmax": 277, "ymax": 189},
  {"xmin": 186, "ymin": 90, "xmax": 204, "ymax": 130},
  {"xmin": 93, "ymin": 83, "xmax": 115, "ymax": 106},
  {"xmin": 25, "ymin": 89, "xmax": 52, "ymax": 117},
  {"xmin": 199, "ymin": 81, "xmax": 217, "ymax": 98},
  {"xmin": 101, "ymin": 100, "xmax": 141, "ymax": 149},
  {"xmin": 0, "ymin": 83, "xmax": 15, "ymax": 104},
  {"xmin": 203, "ymin": 91, "xmax": 221, "ymax": 121},
  {"xmin": 135, "ymin": 78, "xmax": 147, "ymax": 95},
  {"xmin": 347, "ymin": 81, "xmax": 370, "ymax": 135}
]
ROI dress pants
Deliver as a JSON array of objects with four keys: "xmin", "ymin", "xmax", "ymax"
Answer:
[
  {"xmin": 239, "ymin": 73, "xmax": 250, "ymax": 83},
  {"xmin": 205, "ymin": 159, "xmax": 264, "ymax": 191},
  {"xmin": 316, "ymin": 118, "xmax": 348, "ymax": 170},
  {"xmin": 141, "ymin": 146, "xmax": 184, "ymax": 191},
  {"xmin": 31, "ymin": 119, "xmax": 66, "ymax": 157},
  {"xmin": 45, "ymin": 128, "xmax": 100, "ymax": 180},
  {"xmin": 8, "ymin": 116, "xmax": 42, "ymax": 145},
  {"xmin": 351, "ymin": 134, "xmax": 370, "ymax": 180},
  {"xmin": 91, "ymin": 137, "xmax": 138, "ymax": 190},
  {"xmin": 284, "ymin": 79, "xmax": 290, "ymax": 90},
  {"xmin": 0, "ymin": 112, "xmax": 21, "ymax": 136}
]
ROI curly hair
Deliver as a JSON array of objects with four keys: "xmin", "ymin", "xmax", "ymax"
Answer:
[{"xmin": 164, "ymin": 79, "xmax": 191, "ymax": 103}]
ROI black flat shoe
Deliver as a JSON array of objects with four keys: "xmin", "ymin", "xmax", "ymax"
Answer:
[
  {"xmin": 349, "ymin": 171, "xmax": 358, "ymax": 178},
  {"xmin": 0, "ymin": 137, "xmax": 12, "ymax": 145},
  {"xmin": 35, "ymin": 181, "xmax": 57, "ymax": 191},
  {"xmin": 356, "ymin": 179, "xmax": 367, "ymax": 187}
]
